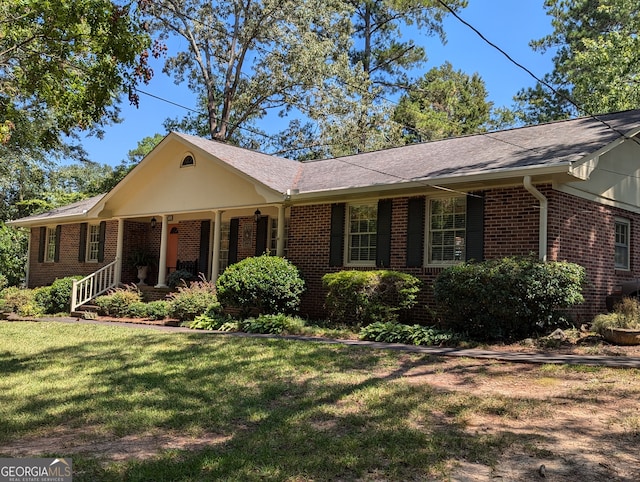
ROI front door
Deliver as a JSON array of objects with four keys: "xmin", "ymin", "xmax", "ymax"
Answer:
[{"xmin": 166, "ymin": 224, "xmax": 179, "ymax": 272}]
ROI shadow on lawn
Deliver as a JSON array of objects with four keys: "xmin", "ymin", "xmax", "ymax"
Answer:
[{"xmin": 2, "ymin": 323, "xmax": 639, "ymax": 481}]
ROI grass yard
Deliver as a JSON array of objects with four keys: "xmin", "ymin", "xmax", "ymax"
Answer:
[{"xmin": 1, "ymin": 321, "xmax": 639, "ymax": 481}]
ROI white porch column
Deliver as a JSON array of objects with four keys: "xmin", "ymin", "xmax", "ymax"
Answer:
[
  {"xmin": 276, "ymin": 204, "xmax": 286, "ymax": 257},
  {"xmin": 115, "ymin": 218, "xmax": 124, "ymax": 284},
  {"xmin": 211, "ymin": 210, "xmax": 222, "ymax": 281},
  {"xmin": 156, "ymin": 215, "xmax": 169, "ymax": 287},
  {"xmin": 24, "ymin": 229, "xmax": 32, "ymax": 287}
]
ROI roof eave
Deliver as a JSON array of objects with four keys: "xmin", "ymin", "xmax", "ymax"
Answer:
[{"xmin": 289, "ymin": 163, "xmax": 576, "ymax": 203}]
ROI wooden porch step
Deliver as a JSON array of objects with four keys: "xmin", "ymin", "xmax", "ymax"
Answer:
[{"xmin": 71, "ymin": 304, "xmax": 100, "ymax": 319}]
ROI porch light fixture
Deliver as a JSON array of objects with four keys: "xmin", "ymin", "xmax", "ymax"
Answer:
[
  {"xmin": 150, "ymin": 217, "xmax": 157, "ymax": 229},
  {"xmin": 254, "ymin": 209, "xmax": 262, "ymax": 222}
]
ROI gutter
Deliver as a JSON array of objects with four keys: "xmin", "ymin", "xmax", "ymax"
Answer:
[{"xmin": 523, "ymin": 176, "xmax": 548, "ymax": 262}]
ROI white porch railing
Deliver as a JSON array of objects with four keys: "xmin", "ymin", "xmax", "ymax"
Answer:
[{"xmin": 71, "ymin": 259, "xmax": 119, "ymax": 312}]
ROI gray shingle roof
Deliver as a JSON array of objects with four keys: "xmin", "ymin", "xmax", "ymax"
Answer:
[
  {"xmin": 9, "ymin": 194, "xmax": 105, "ymax": 225},
  {"xmin": 295, "ymin": 110, "xmax": 640, "ymax": 193}
]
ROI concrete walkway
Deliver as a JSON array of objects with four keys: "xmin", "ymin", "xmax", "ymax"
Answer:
[{"xmin": 10, "ymin": 316, "xmax": 640, "ymax": 369}]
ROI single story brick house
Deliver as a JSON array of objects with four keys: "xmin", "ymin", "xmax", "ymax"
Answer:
[{"xmin": 9, "ymin": 109, "xmax": 640, "ymax": 322}]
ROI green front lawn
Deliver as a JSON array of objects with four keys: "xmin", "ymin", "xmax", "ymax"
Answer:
[{"xmin": 1, "ymin": 321, "xmax": 636, "ymax": 481}]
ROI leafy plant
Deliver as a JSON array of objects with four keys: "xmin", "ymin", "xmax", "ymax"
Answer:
[
  {"xmin": 41, "ymin": 276, "xmax": 83, "ymax": 314},
  {"xmin": 144, "ymin": 300, "xmax": 170, "ymax": 320},
  {"xmin": 189, "ymin": 313, "xmax": 230, "ymax": 330},
  {"xmin": 127, "ymin": 249, "xmax": 157, "ymax": 268},
  {"xmin": 167, "ymin": 269, "xmax": 198, "ymax": 289},
  {"xmin": 322, "ymin": 270, "xmax": 421, "ymax": 327},
  {"xmin": 216, "ymin": 255, "xmax": 305, "ymax": 316},
  {"xmin": 359, "ymin": 321, "xmax": 461, "ymax": 346},
  {"xmin": 0, "ymin": 286, "xmax": 44, "ymax": 316},
  {"xmin": 592, "ymin": 297, "xmax": 640, "ymax": 334},
  {"xmin": 95, "ymin": 285, "xmax": 143, "ymax": 317},
  {"xmin": 167, "ymin": 277, "xmax": 219, "ymax": 322},
  {"xmin": 240, "ymin": 314, "xmax": 306, "ymax": 335},
  {"xmin": 433, "ymin": 256, "xmax": 586, "ymax": 341}
]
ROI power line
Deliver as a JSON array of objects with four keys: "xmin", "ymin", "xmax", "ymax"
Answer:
[{"xmin": 435, "ymin": 0, "xmax": 640, "ymax": 147}]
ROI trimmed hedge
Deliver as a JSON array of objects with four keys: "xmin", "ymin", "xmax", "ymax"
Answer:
[
  {"xmin": 322, "ymin": 270, "xmax": 421, "ymax": 326},
  {"xmin": 216, "ymin": 255, "xmax": 305, "ymax": 316},
  {"xmin": 433, "ymin": 256, "xmax": 586, "ymax": 340}
]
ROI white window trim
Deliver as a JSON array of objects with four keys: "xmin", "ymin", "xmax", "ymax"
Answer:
[
  {"xmin": 615, "ymin": 217, "xmax": 630, "ymax": 270},
  {"xmin": 180, "ymin": 152, "xmax": 196, "ymax": 168},
  {"xmin": 425, "ymin": 196, "xmax": 467, "ymax": 267},
  {"xmin": 269, "ymin": 217, "xmax": 289, "ymax": 257},
  {"xmin": 86, "ymin": 224, "xmax": 101, "ymax": 263},
  {"xmin": 344, "ymin": 202, "xmax": 377, "ymax": 267},
  {"xmin": 45, "ymin": 227, "xmax": 56, "ymax": 262}
]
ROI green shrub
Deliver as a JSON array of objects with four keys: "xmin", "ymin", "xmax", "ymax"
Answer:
[
  {"xmin": 189, "ymin": 312, "xmax": 235, "ymax": 330},
  {"xmin": 44, "ymin": 276, "xmax": 83, "ymax": 314},
  {"xmin": 95, "ymin": 285, "xmax": 142, "ymax": 317},
  {"xmin": 322, "ymin": 270, "xmax": 421, "ymax": 327},
  {"xmin": 127, "ymin": 301, "xmax": 150, "ymax": 318},
  {"xmin": 240, "ymin": 313, "xmax": 306, "ymax": 335},
  {"xmin": 592, "ymin": 297, "xmax": 640, "ymax": 334},
  {"xmin": 359, "ymin": 321, "xmax": 461, "ymax": 346},
  {"xmin": 144, "ymin": 300, "xmax": 170, "ymax": 320},
  {"xmin": 167, "ymin": 269, "xmax": 199, "ymax": 289},
  {"xmin": 168, "ymin": 277, "xmax": 219, "ymax": 322},
  {"xmin": 433, "ymin": 256, "xmax": 586, "ymax": 341},
  {"xmin": 0, "ymin": 274, "xmax": 8, "ymax": 293},
  {"xmin": 216, "ymin": 255, "xmax": 305, "ymax": 316},
  {"xmin": 1, "ymin": 286, "xmax": 44, "ymax": 316}
]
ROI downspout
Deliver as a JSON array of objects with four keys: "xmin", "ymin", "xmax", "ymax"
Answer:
[{"xmin": 523, "ymin": 176, "xmax": 548, "ymax": 262}]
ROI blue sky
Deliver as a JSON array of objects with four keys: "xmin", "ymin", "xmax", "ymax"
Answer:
[{"xmin": 81, "ymin": 0, "xmax": 556, "ymax": 166}]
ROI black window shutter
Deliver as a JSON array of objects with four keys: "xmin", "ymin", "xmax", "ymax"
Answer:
[
  {"xmin": 78, "ymin": 223, "xmax": 88, "ymax": 262},
  {"xmin": 465, "ymin": 193, "xmax": 485, "ymax": 262},
  {"xmin": 406, "ymin": 197, "xmax": 425, "ymax": 267},
  {"xmin": 329, "ymin": 203, "xmax": 345, "ymax": 267},
  {"xmin": 228, "ymin": 219, "xmax": 239, "ymax": 265},
  {"xmin": 97, "ymin": 221, "xmax": 107, "ymax": 262},
  {"xmin": 54, "ymin": 225, "xmax": 62, "ymax": 262},
  {"xmin": 199, "ymin": 220, "xmax": 211, "ymax": 274},
  {"xmin": 38, "ymin": 227, "xmax": 46, "ymax": 262},
  {"xmin": 255, "ymin": 216, "xmax": 269, "ymax": 256},
  {"xmin": 376, "ymin": 199, "xmax": 392, "ymax": 268}
]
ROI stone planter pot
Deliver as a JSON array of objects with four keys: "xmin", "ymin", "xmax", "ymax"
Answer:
[{"xmin": 602, "ymin": 328, "xmax": 640, "ymax": 346}]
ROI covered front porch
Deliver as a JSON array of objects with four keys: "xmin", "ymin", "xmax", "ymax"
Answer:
[{"xmin": 71, "ymin": 204, "xmax": 289, "ymax": 311}]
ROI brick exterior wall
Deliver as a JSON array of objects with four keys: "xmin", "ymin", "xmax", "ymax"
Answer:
[
  {"xmin": 28, "ymin": 220, "xmax": 119, "ymax": 287},
  {"xmin": 27, "ymin": 185, "xmax": 639, "ymax": 325},
  {"xmin": 287, "ymin": 186, "xmax": 639, "ymax": 323}
]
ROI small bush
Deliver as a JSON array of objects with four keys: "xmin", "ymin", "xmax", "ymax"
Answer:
[
  {"xmin": 0, "ymin": 274, "xmax": 8, "ymax": 293},
  {"xmin": 322, "ymin": 270, "xmax": 421, "ymax": 327},
  {"xmin": 433, "ymin": 256, "xmax": 586, "ymax": 341},
  {"xmin": 216, "ymin": 255, "xmax": 305, "ymax": 316},
  {"xmin": 1, "ymin": 286, "xmax": 44, "ymax": 316},
  {"xmin": 189, "ymin": 312, "xmax": 236, "ymax": 330},
  {"xmin": 240, "ymin": 314, "xmax": 306, "ymax": 335},
  {"xmin": 144, "ymin": 300, "xmax": 170, "ymax": 320},
  {"xmin": 167, "ymin": 269, "xmax": 199, "ymax": 289},
  {"xmin": 168, "ymin": 277, "xmax": 219, "ymax": 322},
  {"xmin": 95, "ymin": 285, "xmax": 142, "ymax": 317},
  {"xmin": 359, "ymin": 321, "xmax": 461, "ymax": 346},
  {"xmin": 592, "ymin": 297, "xmax": 640, "ymax": 334},
  {"xmin": 44, "ymin": 276, "xmax": 83, "ymax": 314}
]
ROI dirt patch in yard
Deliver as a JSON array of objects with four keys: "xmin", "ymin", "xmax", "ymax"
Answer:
[{"xmin": 396, "ymin": 355, "xmax": 640, "ymax": 481}]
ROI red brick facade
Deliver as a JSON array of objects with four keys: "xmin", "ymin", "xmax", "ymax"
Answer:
[{"xmin": 27, "ymin": 185, "xmax": 638, "ymax": 323}]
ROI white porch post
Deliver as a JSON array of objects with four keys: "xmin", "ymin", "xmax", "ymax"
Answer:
[
  {"xmin": 156, "ymin": 215, "xmax": 169, "ymax": 287},
  {"xmin": 115, "ymin": 218, "xmax": 124, "ymax": 284},
  {"xmin": 211, "ymin": 210, "xmax": 222, "ymax": 281},
  {"xmin": 276, "ymin": 204, "xmax": 286, "ymax": 257},
  {"xmin": 24, "ymin": 229, "xmax": 32, "ymax": 287}
]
